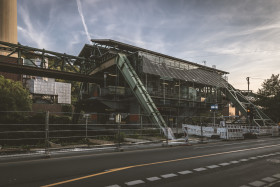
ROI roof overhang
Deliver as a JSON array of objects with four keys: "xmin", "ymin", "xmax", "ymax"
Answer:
[{"xmin": 91, "ymin": 39, "xmax": 229, "ymax": 75}]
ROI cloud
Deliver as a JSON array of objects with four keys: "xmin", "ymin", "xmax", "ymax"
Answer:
[
  {"xmin": 76, "ymin": 0, "xmax": 91, "ymax": 43},
  {"xmin": 17, "ymin": 0, "xmax": 280, "ymax": 92},
  {"xmin": 17, "ymin": 5, "xmax": 52, "ymax": 49}
]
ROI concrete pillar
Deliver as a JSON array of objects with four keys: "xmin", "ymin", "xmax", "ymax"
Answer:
[
  {"xmin": 0, "ymin": 0, "xmax": 19, "ymax": 82},
  {"xmin": 0, "ymin": 0, "xmax": 17, "ymax": 55}
]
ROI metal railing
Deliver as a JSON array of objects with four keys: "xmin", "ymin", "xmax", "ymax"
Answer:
[{"xmin": 0, "ymin": 111, "xmax": 166, "ymax": 157}]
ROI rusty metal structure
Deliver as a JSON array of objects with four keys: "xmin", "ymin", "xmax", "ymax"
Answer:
[
  {"xmin": 75, "ymin": 40, "xmax": 217, "ymax": 125},
  {"xmin": 0, "ymin": 39, "xmax": 276, "ymax": 128},
  {"xmin": 74, "ymin": 39, "xmax": 275, "ymax": 127}
]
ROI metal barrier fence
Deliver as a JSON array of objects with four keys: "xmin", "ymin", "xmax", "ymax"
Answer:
[
  {"xmin": 0, "ymin": 111, "xmax": 168, "ymax": 156},
  {"xmin": 182, "ymin": 124, "xmax": 279, "ymax": 140},
  {"xmin": 241, "ymin": 125, "xmax": 279, "ymax": 136},
  {"xmin": 3, "ymin": 110, "xmax": 276, "ymax": 156}
]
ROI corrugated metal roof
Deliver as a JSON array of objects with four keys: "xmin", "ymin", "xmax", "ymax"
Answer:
[
  {"xmin": 91, "ymin": 39, "xmax": 229, "ymax": 75},
  {"xmin": 142, "ymin": 57, "xmax": 227, "ymax": 87}
]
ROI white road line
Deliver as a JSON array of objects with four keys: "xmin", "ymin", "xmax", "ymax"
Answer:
[
  {"xmin": 230, "ymin": 160, "xmax": 239, "ymax": 164},
  {"xmin": 219, "ymin": 162, "xmax": 230, "ymax": 166},
  {"xmin": 273, "ymin": 174, "xmax": 280, "ymax": 179},
  {"xmin": 257, "ymin": 156, "xmax": 264, "ymax": 158},
  {"xmin": 125, "ymin": 180, "xmax": 145, "ymax": 186},
  {"xmin": 193, "ymin": 167, "xmax": 207, "ymax": 172},
  {"xmin": 249, "ymin": 157, "xmax": 257, "ymax": 160},
  {"xmin": 194, "ymin": 142, "xmax": 244, "ymax": 149},
  {"xmin": 146, "ymin": 177, "xmax": 161, "ymax": 181},
  {"xmin": 178, "ymin": 170, "xmax": 193, "ymax": 175},
  {"xmin": 262, "ymin": 177, "xmax": 277, "ymax": 183},
  {"xmin": 194, "ymin": 140, "xmax": 266, "ymax": 149},
  {"xmin": 239, "ymin": 185, "xmax": 250, "ymax": 187},
  {"xmin": 268, "ymin": 153, "xmax": 276, "ymax": 156},
  {"xmin": 106, "ymin": 185, "xmax": 121, "ymax": 187},
  {"xmin": 249, "ymin": 180, "xmax": 266, "ymax": 187},
  {"xmin": 161, "ymin": 173, "xmax": 178, "ymax": 178},
  {"xmin": 240, "ymin": 159, "xmax": 249, "ymax": 162},
  {"xmin": 207, "ymin": 165, "xmax": 220, "ymax": 169}
]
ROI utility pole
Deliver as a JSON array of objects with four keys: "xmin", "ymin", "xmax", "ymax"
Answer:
[{"xmin": 246, "ymin": 77, "xmax": 250, "ymax": 95}]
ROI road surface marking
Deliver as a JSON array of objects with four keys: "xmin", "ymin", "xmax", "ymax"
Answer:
[
  {"xmin": 161, "ymin": 173, "xmax": 177, "ymax": 178},
  {"xmin": 178, "ymin": 170, "xmax": 193, "ymax": 175},
  {"xmin": 207, "ymin": 165, "xmax": 220, "ymax": 169},
  {"xmin": 273, "ymin": 174, "xmax": 280, "ymax": 179},
  {"xmin": 194, "ymin": 142, "xmax": 251, "ymax": 149},
  {"xmin": 41, "ymin": 144, "xmax": 280, "ymax": 187},
  {"xmin": 219, "ymin": 162, "xmax": 230, "ymax": 166},
  {"xmin": 194, "ymin": 140, "xmax": 267, "ymax": 149},
  {"xmin": 106, "ymin": 185, "xmax": 121, "ymax": 187},
  {"xmin": 268, "ymin": 153, "xmax": 276, "ymax": 156},
  {"xmin": 230, "ymin": 160, "xmax": 239, "ymax": 164},
  {"xmin": 239, "ymin": 185, "xmax": 250, "ymax": 187},
  {"xmin": 193, "ymin": 167, "xmax": 206, "ymax": 172},
  {"xmin": 249, "ymin": 157, "xmax": 257, "ymax": 159},
  {"xmin": 125, "ymin": 180, "xmax": 145, "ymax": 186},
  {"xmin": 262, "ymin": 177, "xmax": 277, "ymax": 182},
  {"xmin": 249, "ymin": 180, "xmax": 266, "ymax": 187},
  {"xmin": 146, "ymin": 177, "xmax": 161, "ymax": 181},
  {"xmin": 240, "ymin": 159, "xmax": 248, "ymax": 162}
]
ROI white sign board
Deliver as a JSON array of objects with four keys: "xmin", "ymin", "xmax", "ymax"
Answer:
[
  {"xmin": 211, "ymin": 104, "xmax": 218, "ymax": 110},
  {"xmin": 115, "ymin": 114, "xmax": 122, "ymax": 123}
]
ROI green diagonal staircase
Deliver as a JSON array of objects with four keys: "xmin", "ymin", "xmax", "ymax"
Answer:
[
  {"xmin": 223, "ymin": 83, "xmax": 275, "ymax": 127},
  {"xmin": 116, "ymin": 53, "xmax": 175, "ymax": 139}
]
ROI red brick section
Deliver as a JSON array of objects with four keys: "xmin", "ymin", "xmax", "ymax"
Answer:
[{"xmin": 0, "ymin": 55, "xmax": 22, "ymax": 81}]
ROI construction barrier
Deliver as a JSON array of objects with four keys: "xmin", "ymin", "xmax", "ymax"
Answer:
[
  {"xmin": 182, "ymin": 124, "xmax": 217, "ymax": 138},
  {"xmin": 182, "ymin": 124, "xmax": 244, "ymax": 140},
  {"xmin": 222, "ymin": 125, "xmax": 243, "ymax": 140},
  {"xmin": 182, "ymin": 124, "xmax": 279, "ymax": 140},
  {"xmin": 241, "ymin": 126, "xmax": 279, "ymax": 136}
]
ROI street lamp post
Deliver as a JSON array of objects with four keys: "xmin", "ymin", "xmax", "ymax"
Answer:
[{"xmin": 104, "ymin": 72, "xmax": 108, "ymax": 88}]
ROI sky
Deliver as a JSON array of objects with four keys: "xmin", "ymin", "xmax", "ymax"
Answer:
[{"xmin": 17, "ymin": 0, "xmax": 280, "ymax": 92}]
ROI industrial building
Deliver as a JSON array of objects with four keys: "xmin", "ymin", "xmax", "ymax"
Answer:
[{"xmin": 73, "ymin": 39, "xmax": 274, "ymax": 128}]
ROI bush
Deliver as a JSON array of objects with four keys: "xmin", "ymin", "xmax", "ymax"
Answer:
[
  {"xmin": 0, "ymin": 76, "xmax": 32, "ymax": 123},
  {"xmin": 61, "ymin": 105, "xmax": 73, "ymax": 115}
]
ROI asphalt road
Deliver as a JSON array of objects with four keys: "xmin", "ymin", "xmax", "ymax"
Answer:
[{"xmin": 1, "ymin": 137, "xmax": 280, "ymax": 187}]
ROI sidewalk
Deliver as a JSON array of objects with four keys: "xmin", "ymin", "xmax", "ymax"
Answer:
[{"xmin": 0, "ymin": 136, "xmax": 223, "ymax": 162}]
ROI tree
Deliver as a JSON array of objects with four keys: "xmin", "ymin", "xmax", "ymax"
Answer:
[
  {"xmin": 255, "ymin": 74, "xmax": 280, "ymax": 122},
  {"xmin": 0, "ymin": 76, "xmax": 32, "ymax": 122}
]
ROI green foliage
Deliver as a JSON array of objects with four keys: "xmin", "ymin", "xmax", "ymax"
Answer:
[
  {"xmin": 255, "ymin": 74, "xmax": 280, "ymax": 122},
  {"xmin": 0, "ymin": 76, "xmax": 32, "ymax": 122},
  {"xmin": 115, "ymin": 132, "xmax": 126, "ymax": 143},
  {"xmin": 49, "ymin": 115, "xmax": 72, "ymax": 124},
  {"xmin": 257, "ymin": 74, "xmax": 280, "ymax": 96},
  {"xmin": 61, "ymin": 104, "xmax": 73, "ymax": 115}
]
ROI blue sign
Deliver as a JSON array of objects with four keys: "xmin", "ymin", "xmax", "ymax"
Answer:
[{"xmin": 211, "ymin": 104, "xmax": 218, "ymax": 110}]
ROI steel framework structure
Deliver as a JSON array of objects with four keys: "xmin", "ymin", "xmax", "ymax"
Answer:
[
  {"xmin": 0, "ymin": 40, "xmax": 276, "ymax": 128},
  {"xmin": 0, "ymin": 40, "xmax": 100, "ymax": 82}
]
